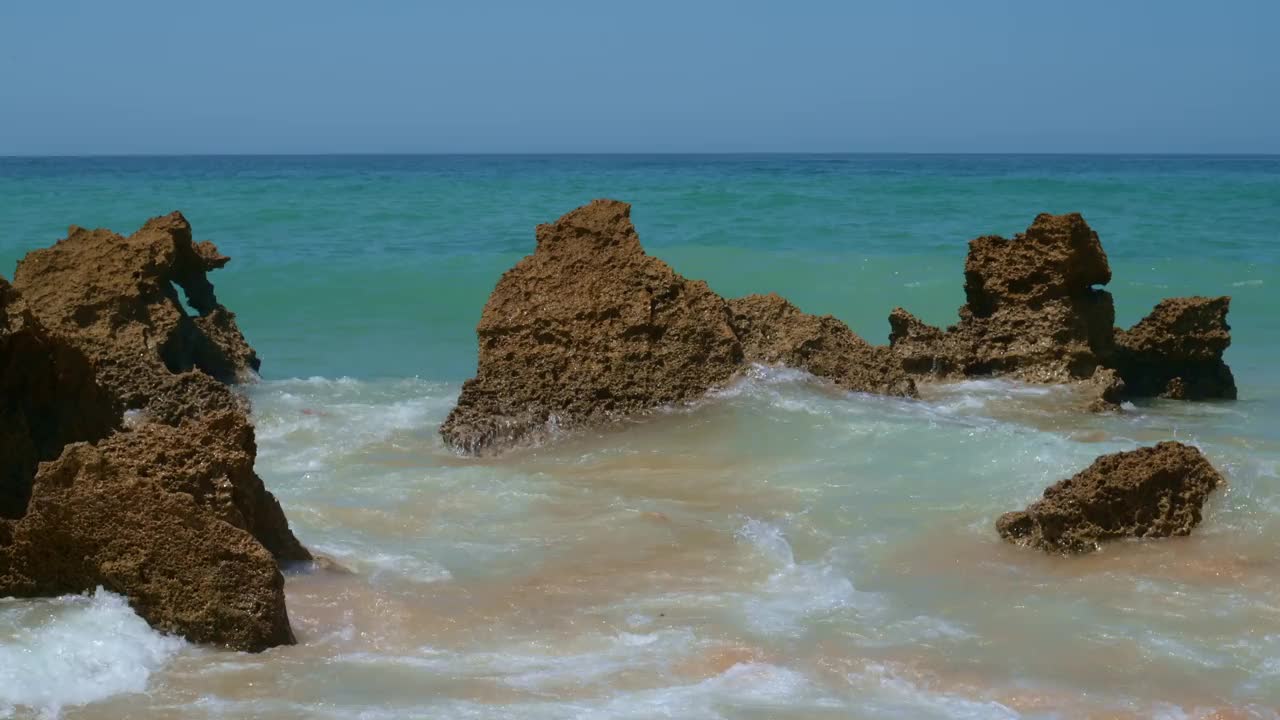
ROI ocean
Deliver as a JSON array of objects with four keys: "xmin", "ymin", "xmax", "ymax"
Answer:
[{"xmin": 2, "ymin": 154, "xmax": 1279, "ymax": 718}]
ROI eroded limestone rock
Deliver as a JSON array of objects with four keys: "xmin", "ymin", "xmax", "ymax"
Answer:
[
  {"xmin": 442, "ymin": 200, "xmax": 917, "ymax": 454},
  {"xmin": 996, "ymin": 442, "xmax": 1224, "ymax": 554}
]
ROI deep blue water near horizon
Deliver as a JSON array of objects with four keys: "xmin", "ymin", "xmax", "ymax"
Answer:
[{"xmin": 4, "ymin": 154, "xmax": 1280, "ymax": 719}]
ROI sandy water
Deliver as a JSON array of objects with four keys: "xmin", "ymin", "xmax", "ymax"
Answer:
[
  {"xmin": 2, "ymin": 154, "xmax": 1279, "ymax": 718},
  {"xmin": 3, "ymin": 370, "xmax": 1278, "ymax": 719}
]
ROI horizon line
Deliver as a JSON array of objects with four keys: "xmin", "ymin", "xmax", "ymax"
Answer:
[{"xmin": 3, "ymin": 151, "xmax": 1280, "ymax": 160}]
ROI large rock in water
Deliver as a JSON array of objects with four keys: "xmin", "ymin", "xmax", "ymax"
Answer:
[
  {"xmin": 441, "ymin": 199, "xmax": 917, "ymax": 454},
  {"xmin": 888, "ymin": 213, "xmax": 1236, "ymax": 404},
  {"xmin": 1114, "ymin": 296, "xmax": 1236, "ymax": 400},
  {"xmin": 996, "ymin": 442, "xmax": 1224, "ymax": 554},
  {"xmin": 0, "ymin": 213, "xmax": 306, "ymax": 651},
  {"xmin": 889, "ymin": 213, "xmax": 1117, "ymax": 383},
  {"xmin": 12, "ymin": 213, "xmax": 309, "ymax": 563}
]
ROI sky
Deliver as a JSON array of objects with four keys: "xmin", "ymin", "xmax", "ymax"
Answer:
[{"xmin": 1, "ymin": 0, "xmax": 1277, "ymax": 155}]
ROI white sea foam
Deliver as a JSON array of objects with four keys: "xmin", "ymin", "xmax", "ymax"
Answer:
[
  {"xmin": 735, "ymin": 519, "xmax": 885, "ymax": 635},
  {"xmin": 0, "ymin": 589, "xmax": 184, "ymax": 718}
]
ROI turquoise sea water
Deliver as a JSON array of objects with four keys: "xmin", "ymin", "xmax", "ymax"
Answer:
[{"xmin": 2, "ymin": 155, "xmax": 1280, "ymax": 718}]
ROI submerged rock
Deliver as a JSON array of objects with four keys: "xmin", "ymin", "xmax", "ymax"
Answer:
[
  {"xmin": 888, "ymin": 213, "xmax": 1235, "ymax": 405},
  {"xmin": 996, "ymin": 442, "xmax": 1224, "ymax": 554},
  {"xmin": 1, "ymin": 213, "xmax": 306, "ymax": 651},
  {"xmin": 442, "ymin": 199, "xmax": 917, "ymax": 454}
]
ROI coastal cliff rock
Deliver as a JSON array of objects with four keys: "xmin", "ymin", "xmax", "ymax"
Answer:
[
  {"xmin": 441, "ymin": 199, "xmax": 917, "ymax": 454},
  {"xmin": 996, "ymin": 442, "xmax": 1223, "ymax": 554},
  {"xmin": 1, "ymin": 213, "xmax": 306, "ymax": 651},
  {"xmin": 12, "ymin": 213, "xmax": 309, "ymax": 563},
  {"xmin": 888, "ymin": 213, "xmax": 1235, "ymax": 404},
  {"xmin": 1114, "ymin": 297, "xmax": 1236, "ymax": 400}
]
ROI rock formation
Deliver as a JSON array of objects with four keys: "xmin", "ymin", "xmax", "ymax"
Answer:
[
  {"xmin": 729, "ymin": 293, "xmax": 917, "ymax": 397},
  {"xmin": 0, "ymin": 212, "xmax": 306, "ymax": 651},
  {"xmin": 0, "ymin": 279, "xmax": 117, "ymax": 519},
  {"xmin": 1114, "ymin": 297, "xmax": 1236, "ymax": 400},
  {"xmin": 996, "ymin": 442, "xmax": 1224, "ymax": 554},
  {"xmin": 12, "ymin": 212, "xmax": 308, "ymax": 562},
  {"xmin": 441, "ymin": 199, "xmax": 917, "ymax": 454},
  {"xmin": 887, "ymin": 213, "xmax": 1236, "ymax": 404}
]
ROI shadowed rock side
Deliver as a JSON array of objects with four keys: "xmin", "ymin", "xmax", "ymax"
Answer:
[
  {"xmin": 888, "ymin": 213, "xmax": 1236, "ymax": 405},
  {"xmin": 12, "ymin": 213, "xmax": 310, "ymax": 564},
  {"xmin": 0, "ymin": 279, "xmax": 117, "ymax": 519},
  {"xmin": 996, "ymin": 442, "xmax": 1224, "ymax": 554},
  {"xmin": 441, "ymin": 199, "xmax": 917, "ymax": 454}
]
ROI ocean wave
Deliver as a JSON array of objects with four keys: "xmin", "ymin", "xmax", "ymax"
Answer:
[{"xmin": 0, "ymin": 589, "xmax": 185, "ymax": 718}]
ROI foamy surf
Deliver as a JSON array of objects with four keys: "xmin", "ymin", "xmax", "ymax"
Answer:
[{"xmin": 0, "ymin": 589, "xmax": 184, "ymax": 718}]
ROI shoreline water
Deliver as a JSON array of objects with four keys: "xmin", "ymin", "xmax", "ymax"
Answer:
[{"xmin": 2, "ymin": 155, "xmax": 1279, "ymax": 718}]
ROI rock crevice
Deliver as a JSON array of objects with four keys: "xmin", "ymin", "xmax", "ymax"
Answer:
[{"xmin": 1, "ymin": 213, "xmax": 306, "ymax": 651}]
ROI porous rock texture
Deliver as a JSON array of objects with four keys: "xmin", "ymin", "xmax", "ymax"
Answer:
[
  {"xmin": 1114, "ymin": 297, "xmax": 1236, "ymax": 400},
  {"xmin": 0, "ymin": 279, "xmax": 117, "ymax": 519},
  {"xmin": 887, "ymin": 213, "xmax": 1236, "ymax": 405},
  {"xmin": 0, "ymin": 213, "xmax": 306, "ymax": 651},
  {"xmin": 441, "ymin": 199, "xmax": 917, "ymax": 454},
  {"xmin": 11, "ymin": 212, "xmax": 308, "ymax": 563},
  {"xmin": 996, "ymin": 442, "xmax": 1224, "ymax": 554}
]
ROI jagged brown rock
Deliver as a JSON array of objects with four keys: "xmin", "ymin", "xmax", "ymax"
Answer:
[
  {"xmin": 996, "ymin": 442, "xmax": 1224, "ymax": 554},
  {"xmin": 888, "ymin": 213, "xmax": 1235, "ymax": 404},
  {"xmin": 729, "ymin": 293, "xmax": 916, "ymax": 397},
  {"xmin": 890, "ymin": 213, "xmax": 1117, "ymax": 384},
  {"xmin": 0, "ymin": 279, "xmax": 117, "ymax": 519},
  {"xmin": 13, "ymin": 212, "xmax": 260, "ymax": 417},
  {"xmin": 1114, "ymin": 297, "xmax": 1236, "ymax": 400},
  {"xmin": 12, "ymin": 213, "xmax": 309, "ymax": 564},
  {"xmin": 442, "ymin": 199, "xmax": 917, "ymax": 454},
  {"xmin": 1, "ymin": 212, "xmax": 306, "ymax": 651},
  {"xmin": 1, "ymin": 438, "xmax": 293, "ymax": 651}
]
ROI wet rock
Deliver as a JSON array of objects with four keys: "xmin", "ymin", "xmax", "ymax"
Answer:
[
  {"xmin": 442, "ymin": 199, "xmax": 916, "ymax": 454},
  {"xmin": 729, "ymin": 293, "xmax": 916, "ymax": 397},
  {"xmin": 889, "ymin": 214, "xmax": 1234, "ymax": 403},
  {"xmin": 1114, "ymin": 297, "xmax": 1236, "ymax": 400},
  {"xmin": 1, "ymin": 438, "xmax": 293, "ymax": 651},
  {"xmin": 1082, "ymin": 367, "xmax": 1127, "ymax": 413},
  {"xmin": 996, "ymin": 442, "xmax": 1224, "ymax": 554}
]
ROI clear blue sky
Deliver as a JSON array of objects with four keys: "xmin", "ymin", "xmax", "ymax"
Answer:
[{"xmin": 2, "ymin": 0, "xmax": 1277, "ymax": 155}]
